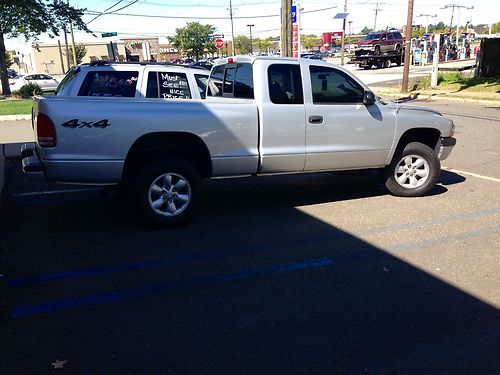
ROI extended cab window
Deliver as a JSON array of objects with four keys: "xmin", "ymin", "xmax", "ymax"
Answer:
[
  {"xmin": 207, "ymin": 63, "xmax": 254, "ymax": 99},
  {"xmin": 78, "ymin": 71, "xmax": 139, "ymax": 97},
  {"xmin": 146, "ymin": 72, "xmax": 191, "ymax": 99},
  {"xmin": 268, "ymin": 64, "xmax": 303, "ymax": 104},
  {"xmin": 194, "ymin": 74, "xmax": 208, "ymax": 99},
  {"xmin": 309, "ymin": 66, "xmax": 364, "ymax": 104},
  {"xmin": 56, "ymin": 67, "xmax": 80, "ymax": 96}
]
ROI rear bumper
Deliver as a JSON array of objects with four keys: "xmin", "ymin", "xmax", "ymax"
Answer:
[
  {"xmin": 21, "ymin": 143, "xmax": 46, "ymax": 181},
  {"xmin": 438, "ymin": 137, "xmax": 456, "ymax": 161}
]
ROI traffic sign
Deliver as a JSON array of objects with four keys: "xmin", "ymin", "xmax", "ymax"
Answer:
[
  {"xmin": 214, "ymin": 38, "xmax": 225, "ymax": 49},
  {"xmin": 101, "ymin": 32, "xmax": 117, "ymax": 38}
]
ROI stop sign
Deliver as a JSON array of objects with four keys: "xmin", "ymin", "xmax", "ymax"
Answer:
[{"xmin": 214, "ymin": 38, "xmax": 224, "ymax": 49}]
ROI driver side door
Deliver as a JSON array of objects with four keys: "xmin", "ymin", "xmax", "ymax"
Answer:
[{"xmin": 303, "ymin": 65, "xmax": 396, "ymax": 171}]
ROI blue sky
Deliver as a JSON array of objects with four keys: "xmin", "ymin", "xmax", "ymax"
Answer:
[{"xmin": 5, "ymin": 0, "xmax": 499, "ymax": 49}]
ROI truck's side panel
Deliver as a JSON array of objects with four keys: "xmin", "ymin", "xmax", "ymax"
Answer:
[{"xmin": 36, "ymin": 96, "xmax": 259, "ymax": 183}]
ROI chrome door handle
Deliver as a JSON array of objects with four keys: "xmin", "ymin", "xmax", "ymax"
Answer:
[{"xmin": 308, "ymin": 116, "xmax": 324, "ymax": 124}]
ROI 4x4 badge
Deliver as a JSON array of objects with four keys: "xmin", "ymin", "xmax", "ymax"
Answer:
[{"xmin": 61, "ymin": 119, "xmax": 111, "ymax": 128}]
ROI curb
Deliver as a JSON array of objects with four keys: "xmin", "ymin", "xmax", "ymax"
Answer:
[
  {"xmin": 371, "ymin": 90, "xmax": 499, "ymax": 105},
  {"xmin": 0, "ymin": 115, "xmax": 31, "ymax": 122}
]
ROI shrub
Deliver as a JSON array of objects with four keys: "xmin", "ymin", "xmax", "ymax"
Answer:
[{"xmin": 18, "ymin": 83, "xmax": 43, "ymax": 98}]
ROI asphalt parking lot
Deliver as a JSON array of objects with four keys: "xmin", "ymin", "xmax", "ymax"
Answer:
[{"xmin": 1, "ymin": 99, "xmax": 499, "ymax": 373}]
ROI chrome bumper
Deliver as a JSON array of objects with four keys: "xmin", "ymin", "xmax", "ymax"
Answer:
[{"xmin": 438, "ymin": 137, "xmax": 456, "ymax": 161}]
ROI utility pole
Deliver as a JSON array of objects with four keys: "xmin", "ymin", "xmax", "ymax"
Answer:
[
  {"xmin": 340, "ymin": 0, "xmax": 347, "ymax": 66},
  {"xmin": 229, "ymin": 0, "xmax": 236, "ymax": 55},
  {"xmin": 417, "ymin": 14, "xmax": 437, "ymax": 33},
  {"xmin": 442, "ymin": 4, "xmax": 474, "ymax": 44},
  {"xmin": 280, "ymin": 0, "xmax": 292, "ymax": 57},
  {"xmin": 373, "ymin": 2, "xmax": 385, "ymax": 31},
  {"xmin": 63, "ymin": 27, "xmax": 70, "ymax": 69},
  {"xmin": 57, "ymin": 40, "xmax": 65, "ymax": 74},
  {"xmin": 402, "ymin": 0, "xmax": 414, "ymax": 93},
  {"xmin": 67, "ymin": 0, "xmax": 77, "ymax": 66},
  {"xmin": 247, "ymin": 24, "xmax": 254, "ymax": 54}
]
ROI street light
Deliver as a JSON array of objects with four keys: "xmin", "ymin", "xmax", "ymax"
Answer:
[
  {"xmin": 247, "ymin": 24, "xmax": 254, "ymax": 54},
  {"xmin": 417, "ymin": 14, "xmax": 437, "ymax": 33}
]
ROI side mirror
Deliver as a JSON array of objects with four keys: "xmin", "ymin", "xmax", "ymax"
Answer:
[{"xmin": 363, "ymin": 90, "xmax": 376, "ymax": 105}]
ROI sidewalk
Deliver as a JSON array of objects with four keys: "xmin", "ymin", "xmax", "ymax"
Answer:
[{"xmin": 0, "ymin": 114, "xmax": 30, "ymax": 122}]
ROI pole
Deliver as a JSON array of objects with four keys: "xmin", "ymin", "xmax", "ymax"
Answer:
[
  {"xmin": 229, "ymin": 0, "xmax": 236, "ymax": 55},
  {"xmin": 247, "ymin": 24, "xmax": 254, "ymax": 54},
  {"xmin": 67, "ymin": 0, "xmax": 77, "ymax": 66},
  {"xmin": 340, "ymin": 0, "xmax": 347, "ymax": 65},
  {"xmin": 456, "ymin": 7, "xmax": 460, "ymax": 46},
  {"xmin": 57, "ymin": 40, "xmax": 65, "ymax": 74},
  {"xmin": 63, "ymin": 27, "xmax": 70, "ymax": 69},
  {"xmin": 280, "ymin": 0, "xmax": 292, "ymax": 57},
  {"xmin": 431, "ymin": 33, "xmax": 440, "ymax": 87},
  {"xmin": 402, "ymin": 0, "xmax": 414, "ymax": 93}
]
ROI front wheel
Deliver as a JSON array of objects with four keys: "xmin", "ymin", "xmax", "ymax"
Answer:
[
  {"xmin": 135, "ymin": 159, "xmax": 202, "ymax": 227},
  {"xmin": 384, "ymin": 142, "xmax": 440, "ymax": 197}
]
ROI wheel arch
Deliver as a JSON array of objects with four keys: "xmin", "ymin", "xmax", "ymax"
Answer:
[
  {"xmin": 389, "ymin": 127, "xmax": 441, "ymax": 162},
  {"xmin": 122, "ymin": 132, "xmax": 213, "ymax": 183}
]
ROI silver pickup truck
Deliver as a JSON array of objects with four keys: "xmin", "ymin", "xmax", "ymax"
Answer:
[{"xmin": 22, "ymin": 56, "xmax": 456, "ymax": 226}]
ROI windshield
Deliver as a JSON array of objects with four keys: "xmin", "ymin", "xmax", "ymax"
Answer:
[{"xmin": 364, "ymin": 34, "xmax": 381, "ymax": 40}]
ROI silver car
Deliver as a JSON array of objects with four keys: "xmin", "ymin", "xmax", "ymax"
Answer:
[{"xmin": 9, "ymin": 73, "xmax": 60, "ymax": 92}]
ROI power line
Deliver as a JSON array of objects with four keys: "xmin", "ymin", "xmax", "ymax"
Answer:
[{"xmin": 83, "ymin": 5, "xmax": 339, "ymax": 21}]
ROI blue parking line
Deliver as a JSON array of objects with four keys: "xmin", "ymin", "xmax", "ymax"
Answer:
[
  {"xmin": 9, "ymin": 206, "xmax": 500, "ymax": 288},
  {"xmin": 10, "ymin": 257, "xmax": 334, "ymax": 318}
]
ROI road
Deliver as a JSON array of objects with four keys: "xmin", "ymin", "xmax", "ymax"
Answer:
[
  {"xmin": 1, "ymin": 100, "xmax": 499, "ymax": 373},
  {"xmin": 327, "ymin": 56, "xmax": 476, "ymax": 85}
]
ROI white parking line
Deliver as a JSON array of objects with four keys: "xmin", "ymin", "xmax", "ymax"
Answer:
[
  {"xmin": 444, "ymin": 167, "xmax": 500, "ymax": 183},
  {"xmin": 12, "ymin": 188, "xmax": 102, "ymax": 197}
]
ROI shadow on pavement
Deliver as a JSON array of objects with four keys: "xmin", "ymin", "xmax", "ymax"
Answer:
[{"xmin": 0, "ymin": 157, "xmax": 498, "ymax": 374}]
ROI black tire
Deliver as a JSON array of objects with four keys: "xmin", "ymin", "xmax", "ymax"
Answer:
[
  {"xmin": 384, "ymin": 59, "xmax": 392, "ymax": 68},
  {"xmin": 374, "ymin": 45, "xmax": 381, "ymax": 55},
  {"xmin": 384, "ymin": 142, "xmax": 440, "ymax": 197},
  {"xmin": 396, "ymin": 59, "xmax": 402, "ymax": 66},
  {"xmin": 135, "ymin": 159, "xmax": 202, "ymax": 227},
  {"xmin": 363, "ymin": 65, "xmax": 372, "ymax": 70}
]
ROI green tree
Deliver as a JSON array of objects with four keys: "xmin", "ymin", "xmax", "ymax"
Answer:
[
  {"xmin": 5, "ymin": 52, "xmax": 13, "ymax": 68},
  {"xmin": 492, "ymin": 22, "xmax": 500, "ymax": 34},
  {"xmin": 63, "ymin": 43, "xmax": 86, "ymax": 65},
  {"xmin": 361, "ymin": 26, "xmax": 373, "ymax": 34},
  {"xmin": 301, "ymin": 34, "xmax": 322, "ymax": 50},
  {"xmin": 168, "ymin": 22, "xmax": 216, "ymax": 60},
  {"xmin": 0, "ymin": 0, "xmax": 89, "ymax": 95},
  {"xmin": 234, "ymin": 35, "xmax": 252, "ymax": 54},
  {"xmin": 254, "ymin": 37, "xmax": 272, "ymax": 53},
  {"xmin": 428, "ymin": 21, "xmax": 447, "ymax": 33}
]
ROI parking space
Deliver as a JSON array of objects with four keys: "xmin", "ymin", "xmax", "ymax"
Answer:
[{"xmin": 1, "ymin": 100, "xmax": 499, "ymax": 373}]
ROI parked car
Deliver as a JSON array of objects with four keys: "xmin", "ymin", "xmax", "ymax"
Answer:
[
  {"xmin": 55, "ymin": 61, "xmax": 210, "ymax": 99},
  {"xmin": 7, "ymin": 68, "xmax": 18, "ymax": 78},
  {"xmin": 300, "ymin": 53, "xmax": 324, "ymax": 60},
  {"xmin": 189, "ymin": 60, "xmax": 213, "ymax": 70},
  {"xmin": 9, "ymin": 73, "xmax": 60, "ymax": 92},
  {"xmin": 356, "ymin": 31, "xmax": 404, "ymax": 55}
]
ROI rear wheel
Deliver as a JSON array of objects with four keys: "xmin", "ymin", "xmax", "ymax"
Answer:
[
  {"xmin": 384, "ymin": 142, "xmax": 440, "ymax": 197},
  {"xmin": 135, "ymin": 159, "xmax": 202, "ymax": 227},
  {"xmin": 395, "ymin": 44, "xmax": 401, "ymax": 54},
  {"xmin": 384, "ymin": 59, "xmax": 392, "ymax": 68}
]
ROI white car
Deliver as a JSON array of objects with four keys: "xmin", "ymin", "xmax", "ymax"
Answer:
[{"xmin": 9, "ymin": 73, "xmax": 60, "ymax": 92}]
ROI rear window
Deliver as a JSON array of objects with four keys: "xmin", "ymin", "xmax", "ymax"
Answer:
[
  {"xmin": 207, "ymin": 63, "xmax": 254, "ymax": 99},
  {"xmin": 78, "ymin": 71, "xmax": 139, "ymax": 97},
  {"xmin": 146, "ymin": 71, "xmax": 191, "ymax": 99},
  {"xmin": 194, "ymin": 74, "xmax": 208, "ymax": 99}
]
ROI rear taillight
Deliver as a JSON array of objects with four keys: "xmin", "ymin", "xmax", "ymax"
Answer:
[{"xmin": 36, "ymin": 113, "xmax": 56, "ymax": 147}]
